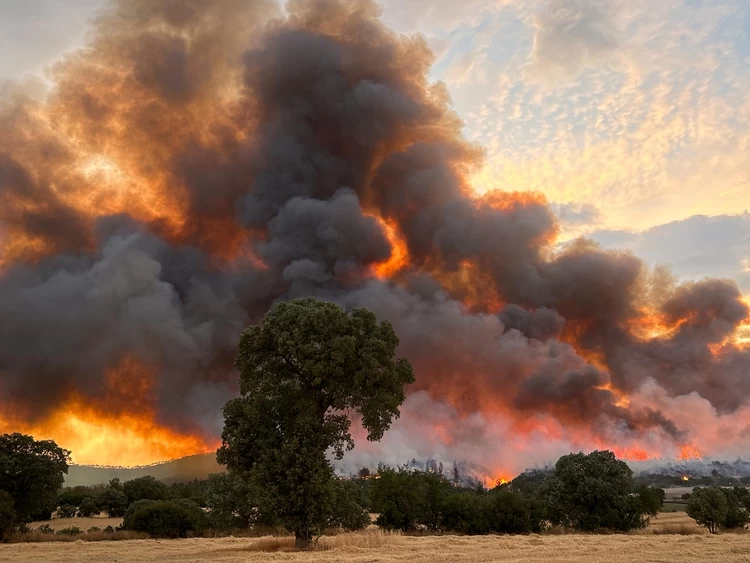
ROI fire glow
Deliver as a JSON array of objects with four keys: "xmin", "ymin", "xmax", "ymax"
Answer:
[{"xmin": 0, "ymin": 0, "xmax": 749, "ymax": 478}]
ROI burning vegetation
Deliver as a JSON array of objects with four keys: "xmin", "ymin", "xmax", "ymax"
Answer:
[{"xmin": 0, "ymin": 0, "xmax": 749, "ymax": 476}]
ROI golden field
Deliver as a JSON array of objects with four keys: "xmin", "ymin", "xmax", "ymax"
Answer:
[{"xmin": 2, "ymin": 514, "xmax": 750, "ymax": 563}]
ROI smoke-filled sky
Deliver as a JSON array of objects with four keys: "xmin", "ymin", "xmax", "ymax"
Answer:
[{"xmin": 0, "ymin": 0, "xmax": 748, "ymax": 480}]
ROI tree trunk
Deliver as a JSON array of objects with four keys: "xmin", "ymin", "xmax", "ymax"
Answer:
[{"xmin": 295, "ymin": 529, "xmax": 312, "ymax": 550}]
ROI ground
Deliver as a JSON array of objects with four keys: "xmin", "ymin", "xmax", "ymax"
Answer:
[
  {"xmin": 2, "ymin": 532, "xmax": 750, "ymax": 563},
  {"xmin": 3, "ymin": 512, "xmax": 745, "ymax": 563}
]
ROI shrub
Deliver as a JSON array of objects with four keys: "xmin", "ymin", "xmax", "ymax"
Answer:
[
  {"xmin": 122, "ymin": 499, "xmax": 208, "ymax": 538},
  {"xmin": 103, "ymin": 525, "xmax": 116, "ymax": 533},
  {"xmin": 0, "ymin": 491, "xmax": 16, "ymax": 542},
  {"xmin": 87, "ymin": 526, "xmax": 101, "ymax": 533},
  {"xmin": 36, "ymin": 524, "xmax": 55, "ymax": 535},
  {"xmin": 56, "ymin": 527, "xmax": 83, "ymax": 536}
]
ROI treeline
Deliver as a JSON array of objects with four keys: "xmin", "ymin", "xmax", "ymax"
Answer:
[{"xmin": 46, "ymin": 450, "xmax": 671, "ymax": 538}]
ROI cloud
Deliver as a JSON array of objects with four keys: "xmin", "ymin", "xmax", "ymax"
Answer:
[
  {"xmin": 526, "ymin": 0, "xmax": 623, "ymax": 82},
  {"xmin": 590, "ymin": 213, "xmax": 750, "ymax": 292}
]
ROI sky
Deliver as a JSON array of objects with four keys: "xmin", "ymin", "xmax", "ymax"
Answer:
[{"xmin": 1, "ymin": 0, "xmax": 748, "ymax": 292}]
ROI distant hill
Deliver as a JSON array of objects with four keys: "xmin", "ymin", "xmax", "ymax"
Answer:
[{"xmin": 65, "ymin": 453, "xmax": 224, "ymax": 487}]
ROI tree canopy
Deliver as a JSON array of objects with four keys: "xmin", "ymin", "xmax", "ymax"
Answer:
[
  {"xmin": 0, "ymin": 433, "xmax": 70, "ymax": 526},
  {"xmin": 541, "ymin": 450, "xmax": 650, "ymax": 532},
  {"xmin": 218, "ymin": 298, "xmax": 414, "ymax": 548}
]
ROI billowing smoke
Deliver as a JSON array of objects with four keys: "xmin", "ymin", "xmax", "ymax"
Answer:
[{"xmin": 1, "ymin": 0, "xmax": 748, "ymax": 477}]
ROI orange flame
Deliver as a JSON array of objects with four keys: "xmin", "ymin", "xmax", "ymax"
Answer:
[
  {"xmin": 0, "ymin": 358, "xmax": 216, "ymax": 466},
  {"xmin": 678, "ymin": 445, "xmax": 703, "ymax": 461},
  {"xmin": 371, "ymin": 216, "xmax": 409, "ymax": 279}
]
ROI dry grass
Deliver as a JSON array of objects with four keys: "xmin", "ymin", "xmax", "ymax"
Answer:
[
  {"xmin": 648, "ymin": 511, "xmax": 705, "ymax": 534},
  {"xmin": 28, "ymin": 516, "xmax": 123, "ymax": 531},
  {"xmin": 3, "ymin": 532, "xmax": 750, "ymax": 562}
]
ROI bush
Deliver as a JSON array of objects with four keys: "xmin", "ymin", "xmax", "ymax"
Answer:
[
  {"xmin": 36, "ymin": 524, "xmax": 55, "ymax": 535},
  {"xmin": 122, "ymin": 499, "xmax": 208, "ymax": 538},
  {"xmin": 0, "ymin": 491, "xmax": 16, "ymax": 542},
  {"xmin": 56, "ymin": 527, "xmax": 83, "ymax": 536},
  {"xmin": 103, "ymin": 525, "xmax": 116, "ymax": 533},
  {"xmin": 87, "ymin": 526, "xmax": 101, "ymax": 533},
  {"xmin": 441, "ymin": 492, "xmax": 491, "ymax": 534}
]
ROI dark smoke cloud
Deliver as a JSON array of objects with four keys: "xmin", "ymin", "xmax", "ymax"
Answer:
[{"xmin": 0, "ymin": 0, "xmax": 748, "ymax": 467}]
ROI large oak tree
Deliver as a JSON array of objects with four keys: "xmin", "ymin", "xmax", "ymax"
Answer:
[{"xmin": 218, "ymin": 298, "xmax": 414, "ymax": 548}]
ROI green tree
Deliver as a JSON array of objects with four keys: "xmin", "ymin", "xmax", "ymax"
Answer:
[
  {"xmin": 687, "ymin": 487, "xmax": 728, "ymax": 534},
  {"xmin": 97, "ymin": 487, "xmax": 129, "ymax": 517},
  {"xmin": 542, "ymin": 450, "xmax": 648, "ymax": 532},
  {"xmin": 77, "ymin": 497, "xmax": 100, "ymax": 518},
  {"xmin": 122, "ymin": 499, "xmax": 207, "ymax": 538},
  {"xmin": 0, "ymin": 491, "xmax": 16, "ymax": 542},
  {"xmin": 218, "ymin": 298, "xmax": 414, "ymax": 548},
  {"xmin": 123, "ymin": 476, "xmax": 170, "ymax": 504},
  {"xmin": 369, "ymin": 466, "xmax": 422, "ymax": 531},
  {"xmin": 0, "ymin": 434, "xmax": 70, "ymax": 525},
  {"xmin": 636, "ymin": 485, "xmax": 665, "ymax": 517}
]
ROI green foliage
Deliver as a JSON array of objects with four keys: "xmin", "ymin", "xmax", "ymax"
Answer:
[
  {"xmin": 122, "ymin": 499, "xmax": 208, "ymax": 538},
  {"xmin": 0, "ymin": 433, "xmax": 70, "ymax": 524},
  {"xmin": 370, "ymin": 466, "xmax": 427, "ymax": 531},
  {"xmin": 57, "ymin": 486, "xmax": 96, "ymax": 509},
  {"xmin": 0, "ymin": 491, "xmax": 16, "ymax": 542},
  {"xmin": 541, "ymin": 450, "xmax": 649, "ymax": 532},
  {"xmin": 218, "ymin": 298, "xmax": 414, "ymax": 548},
  {"xmin": 687, "ymin": 487, "xmax": 728, "ymax": 533},
  {"xmin": 205, "ymin": 472, "xmax": 273, "ymax": 530},
  {"xmin": 87, "ymin": 526, "xmax": 101, "ymax": 533},
  {"xmin": 77, "ymin": 496, "xmax": 100, "ymax": 517},
  {"xmin": 329, "ymin": 479, "xmax": 370, "ymax": 531},
  {"xmin": 687, "ymin": 487, "xmax": 749, "ymax": 532},
  {"xmin": 97, "ymin": 487, "xmax": 129, "ymax": 517},
  {"xmin": 636, "ymin": 485, "xmax": 665, "ymax": 517},
  {"xmin": 441, "ymin": 491, "xmax": 491, "ymax": 534},
  {"xmin": 123, "ymin": 476, "xmax": 170, "ymax": 504},
  {"xmin": 508, "ymin": 469, "xmax": 553, "ymax": 496}
]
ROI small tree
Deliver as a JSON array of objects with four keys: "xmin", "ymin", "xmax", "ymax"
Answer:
[
  {"xmin": 687, "ymin": 487, "xmax": 728, "ymax": 534},
  {"xmin": 218, "ymin": 298, "xmax": 414, "ymax": 548},
  {"xmin": 0, "ymin": 434, "xmax": 70, "ymax": 525},
  {"xmin": 97, "ymin": 487, "xmax": 129, "ymax": 517},
  {"xmin": 542, "ymin": 450, "xmax": 648, "ymax": 532}
]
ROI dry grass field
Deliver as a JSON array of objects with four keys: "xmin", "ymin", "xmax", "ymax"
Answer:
[
  {"xmin": 28, "ymin": 516, "xmax": 123, "ymax": 531},
  {"xmin": 2, "ymin": 528, "xmax": 750, "ymax": 563}
]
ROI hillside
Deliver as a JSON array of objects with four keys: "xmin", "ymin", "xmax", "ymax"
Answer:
[{"xmin": 65, "ymin": 453, "xmax": 224, "ymax": 487}]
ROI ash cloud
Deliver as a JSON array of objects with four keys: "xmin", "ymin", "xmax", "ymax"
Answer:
[{"xmin": 0, "ymin": 0, "xmax": 748, "ymax": 470}]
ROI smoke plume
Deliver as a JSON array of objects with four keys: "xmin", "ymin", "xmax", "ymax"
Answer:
[{"xmin": 1, "ymin": 0, "xmax": 748, "ymax": 478}]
